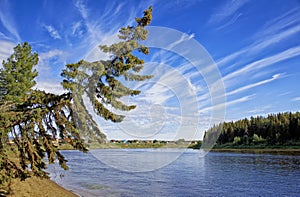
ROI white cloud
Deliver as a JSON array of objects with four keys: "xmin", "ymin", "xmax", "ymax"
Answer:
[
  {"xmin": 42, "ymin": 24, "xmax": 61, "ymax": 40},
  {"xmin": 35, "ymin": 80, "xmax": 65, "ymax": 95},
  {"xmin": 39, "ymin": 49, "xmax": 65, "ymax": 60},
  {"xmin": 0, "ymin": 40, "xmax": 15, "ymax": 65},
  {"xmin": 35, "ymin": 51, "xmax": 67, "ymax": 95},
  {"xmin": 38, "ymin": 49, "xmax": 66, "ymax": 72},
  {"xmin": 36, "ymin": 49, "xmax": 67, "ymax": 89}
]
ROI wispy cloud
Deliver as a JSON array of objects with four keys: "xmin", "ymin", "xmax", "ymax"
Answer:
[
  {"xmin": 74, "ymin": 0, "xmax": 88, "ymax": 20},
  {"xmin": 223, "ymin": 46, "xmax": 300, "ymax": 82},
  {"xmin": 73, "ymin": 0, "xmax": 120, "ymax": 58},
  {"xmin": 292, "ymin": 97, "xmax": 300, "ymax": 102},
  {"xmin": 71, "ymin": 21, "xmax": 84, "ymax": 37},
  {"xmin": 199, "ymin": 94, "xmax": 255, "ymax": 113},
  {"xmin": 199, "ymin": 5, "xmax": 300, "ymax": 127},
  {"xmin": 278, "ymin": 91, "xmax": 291, "ymax": 97},
  {"xmin": 42, "ymin": 24, "xmax": 61, "ymax": 40},
  {"xmin": 252, "ymin": 7, "xmax": 300, "ymax": 40},
  {"xmin": 208, "ymin": 0, "xmax": 249, "ymax": 27},
  {"xmin": 72, "ymin": 0, "xmax": 146, "ymax": 61},
  {"xmin": 0, "ymin": 31, "xmax": 10, "ymax": 40},
  {"xmin": 215, "ymin": 13, "xmax": 243, "ymax": 30},
  {"xmin": 0, "ymin": 0, "xmax": 20, "ymax": 41},
  {"xmin": 217, "ymin": 8, "xmax": 300, "ymax": 68},
  {"xmin": 252, "ymin": 24, "xmax": 300, "ymax": 53},
  {"xmin": 217, "ymin": 24, "xmax": 300, "ymax": 70},
  {"xmin": 226, "ymin": 73, "xmax": 281, "ymax": 96},
  {"xmin": 246, "ymin": 105, "xmax": 272, "ymax": 115},
  {"xmin": 156, "ymin": 0, "xmax": 203, "ymax": 11}
]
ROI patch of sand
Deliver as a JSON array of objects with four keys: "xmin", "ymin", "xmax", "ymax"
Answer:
[{"xmin": 7, "ymin": 177, "xmax": 78, "ymax": 197}]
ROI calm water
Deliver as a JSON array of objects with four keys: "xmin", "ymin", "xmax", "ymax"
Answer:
[{"xmin": 49, "ymin": 149, "xmax": 300, "ymax": 196}]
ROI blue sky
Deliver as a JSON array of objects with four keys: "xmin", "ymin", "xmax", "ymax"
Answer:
[{"xmin": 1, "ymin": 0, "xmax": 300, "ymax": 140}]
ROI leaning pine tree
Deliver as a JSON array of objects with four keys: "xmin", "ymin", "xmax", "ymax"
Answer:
[
  {"xmin": 61, "ymin": 6, "xmax": 153, "ymax": 142},
  {"xmin": 0, "ymin": 6, "xmax": 152, "ymax": 194}
]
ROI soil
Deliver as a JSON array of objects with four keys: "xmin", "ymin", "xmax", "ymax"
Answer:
[{"xmin": 7, "ymin": 177, "xmax": 78, "ymax": 197}]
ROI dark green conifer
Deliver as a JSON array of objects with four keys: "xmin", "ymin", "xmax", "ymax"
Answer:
[{"xmin": 0, "ymin": 43, "xmax": 86, "ymax": 189}]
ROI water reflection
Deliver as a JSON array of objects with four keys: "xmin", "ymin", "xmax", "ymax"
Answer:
[
  {"xmin": 90, "ymin": 148, "xmax": 187, "ymax": 172},
  {"xmin": 48, "ymin": 150, "xmax": 300, "ymax": 196}
]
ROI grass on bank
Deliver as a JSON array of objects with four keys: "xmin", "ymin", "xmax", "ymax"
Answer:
[
  {"xmin": 202, "ymin": 141, "xmax": 300, "ymax": 155},
  {"xmin": 58, "ymin": 141, "xmax": 196, "ymax": 150},
  {"xmin": 58, "ymin": 140, "xmax": 300, "ymax": 151}
]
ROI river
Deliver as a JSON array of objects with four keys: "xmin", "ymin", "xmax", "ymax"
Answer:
[{"xmin": 49, "ymin": 149, "xmax": 300, "ymax": 196}]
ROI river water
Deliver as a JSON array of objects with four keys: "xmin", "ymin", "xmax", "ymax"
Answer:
[{"xmin": 49, "ymin": 149, "xmax": 300, "ymax": 196}]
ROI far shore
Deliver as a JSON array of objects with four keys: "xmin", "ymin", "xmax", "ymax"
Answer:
[
  {"xmin": 58, "ymin": 142, "xmax": 300, "ymax": 155},
  {"xmin": 58, "ymin": 141, "xmax": 196, "ymax": 150},
  {"xmin": 208, "ymin": 148, "xmax": 300, "ymax": 155}
]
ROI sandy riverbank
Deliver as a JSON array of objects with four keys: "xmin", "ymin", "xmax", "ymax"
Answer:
[{"xmin": 7, "ymin": 177, "xmax": 78, "ymax": 197}]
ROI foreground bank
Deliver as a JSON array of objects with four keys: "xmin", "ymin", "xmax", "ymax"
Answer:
[{"xmin": 7, "ymin": 177, "xmax": 77, "ymax": 197}]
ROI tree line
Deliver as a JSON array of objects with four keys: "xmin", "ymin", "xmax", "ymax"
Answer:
[
  {"xmin": 203, "ymin": 112, "xmax": 300, "ymax": 147},
  {"xmin": 0, "ymin": 6, "xmax": 153, "ymax": 194}
]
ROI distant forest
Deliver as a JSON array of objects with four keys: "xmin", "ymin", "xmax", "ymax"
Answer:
[{"xmin": 203, "ymin": 112, "xmax": 300, "ymax": 147}]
